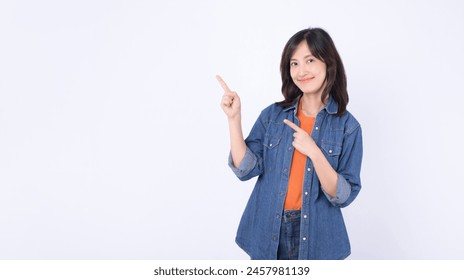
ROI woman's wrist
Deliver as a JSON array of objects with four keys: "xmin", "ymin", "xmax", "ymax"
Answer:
[{"xmin": 227, "ymin": 114, "xmax": 242, "ymax": 123}]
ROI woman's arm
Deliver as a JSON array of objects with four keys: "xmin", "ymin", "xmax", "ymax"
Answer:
[
  {"xmin": 217, "ymin": 75, "xmax": 246, "ymax": 167},
  {"xmin": 284, "ymin": 118, "xmax": 362, "ymax": 206},
  {"xmin": 227, "ymin": 116, "xmax": 246, "ymax": 168},
  {"xmin": 309, "ymin": 148, "xmax": 338, "ymax": 197},
  {"xmin": 283, "ymin": 119, "xmax": 338, "ymax": 197}
]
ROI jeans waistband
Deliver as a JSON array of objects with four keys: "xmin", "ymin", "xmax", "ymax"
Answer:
[{"xmin": 282, "ymin": 210, "xmax": 301, "ymax": 223}]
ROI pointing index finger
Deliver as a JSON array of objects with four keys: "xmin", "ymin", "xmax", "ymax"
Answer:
[
  {"xmin": 216, "ymin": 75, "xmax": 232, "ymax": 92},
  {"xmin": 283, "ymin": 119, "xmax": 302, "ymax": 132}
]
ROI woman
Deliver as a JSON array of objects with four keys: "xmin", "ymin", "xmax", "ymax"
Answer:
[{"xmin": 217, "ymin": 27, "xmax": 362, "ymax": 260}]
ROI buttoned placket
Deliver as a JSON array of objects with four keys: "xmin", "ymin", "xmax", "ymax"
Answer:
[
  {"xmin": 272, "ymin": 173, "xmax": 288, "ymax": 252},
  {"xmin": 288, "ymin": 106, "xmax": 313, "ymax": 259},
  {"xmin": 298, "ymin": 110, "xmax": 325, "ymax": 259},
  {"xmin": 272, "ymin": 107, "xmax": 301, "ymax": 257},
  {"xmin": 299, "ymin": 159, "xmax": 312, "ymax": 259}
]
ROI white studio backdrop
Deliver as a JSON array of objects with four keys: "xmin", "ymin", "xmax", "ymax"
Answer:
[{"xmin": 0, "ymin": 0, "xmax": 463, "ymax": 259}]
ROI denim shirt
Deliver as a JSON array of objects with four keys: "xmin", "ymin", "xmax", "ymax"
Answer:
[{"xmin": 228, "ymin": 96, "xmax": 363, "ymax": 260}]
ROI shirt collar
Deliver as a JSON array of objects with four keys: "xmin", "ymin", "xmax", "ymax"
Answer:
[{"xmin": 282, "ymin": 94, "xmax": 338, "ymax": 115}]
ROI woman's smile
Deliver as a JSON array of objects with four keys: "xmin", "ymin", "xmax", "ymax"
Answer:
[{"xmin": 298, "ymin": 77, "xmax": 314, "ymax": 83}]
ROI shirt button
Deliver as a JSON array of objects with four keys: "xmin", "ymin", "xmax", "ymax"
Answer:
[
  {"xmin": 315, "ymin": 127, "xmax": 319, "ymax": 130},
  {"xmin": 307, "ymin": 168, "xmax": 311, "ymax": 172},
  {"xmin": 303, "ymin": 215, "xmax": 307, "ymax": 219},
  {"xmin": 302, "ymin": 237, "xmax": 307, "ymax": 241},
  {"xmin": 288, "ymin": 146, "xmax": 292, "ymax": 150},
  {"xmin": 269, "ymin": 143, "xmax": 272, "ymax": 147},
  {"xmin": 280, "ymin": 192, "xmax": 285, "ymax": 196},
  {"xmin": 305, "ymin": 192, "xmax": 308, "ymax": 195},
  {"xmin": 283, "ymin": 168, "xmax": 288, "ymax": 172},
  {"xmin": 273, "ymin": 236, "xmax": 278, "ymax": 241},
  {"xmin": 329, "ymin": 150, "xmax": 332, "ymax": 153}
]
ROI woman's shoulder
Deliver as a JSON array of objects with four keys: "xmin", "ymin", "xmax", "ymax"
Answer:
[
  {"xmin": 336, "ymin": 110, "xmax": 361, "ymax": 135},
  {"xmin": 255, "ymin": 102, "xmax": 291, "ymax": 124},
  {"xmin": 260, "ymin": 102, "xmax": 290, "ymax": 117}
]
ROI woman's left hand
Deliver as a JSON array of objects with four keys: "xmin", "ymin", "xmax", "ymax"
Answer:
[{"xmin": 284, "ymin": 119, "xmax": 318, "ymax": 158}]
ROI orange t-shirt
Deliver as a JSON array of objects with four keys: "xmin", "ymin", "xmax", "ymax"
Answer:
[{"xmin": 284, "ymin": 102, "xmax": 316, "ymax": 210}]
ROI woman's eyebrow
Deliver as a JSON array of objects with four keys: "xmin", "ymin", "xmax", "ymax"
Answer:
[{"xmin": 290, "ymin": 54, "xmax": 314, "ymax": 61}]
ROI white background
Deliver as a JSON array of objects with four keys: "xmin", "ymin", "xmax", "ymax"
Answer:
[{"xmin": 0, "ymin": 0, "xmax": 463, "ymax": 259}]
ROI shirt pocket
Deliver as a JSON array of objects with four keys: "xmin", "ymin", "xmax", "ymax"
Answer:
[
  {"xmin": 262, "ymin": 135, "xmax": 282, "ymax": 172},
  {"xmin": 321, "ymin": 141, "xmax": 342, "ymax": 169},
  {"xmin": 263, "ymin": 136, "xmax": 281, "ymax": 150}
]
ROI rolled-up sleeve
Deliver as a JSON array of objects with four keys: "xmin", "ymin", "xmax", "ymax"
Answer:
[
  {"xmin": 322, "ymin": 173, "xmax": 352, "ymax": 207},
  {"xmin": 228, "ymin": 147, "xmax": 258, "ymax": 180}
]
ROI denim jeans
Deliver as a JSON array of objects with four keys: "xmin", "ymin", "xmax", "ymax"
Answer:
[{"xmin": 277, "ymin": 210, "xmax": 301, "ymax": 260}]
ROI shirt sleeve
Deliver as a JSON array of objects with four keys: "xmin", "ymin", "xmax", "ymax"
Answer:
[
  {"xmin": 322, "ymin": 173, "xmax": 352, "ymax": 206},
  {"xmin": 324, "ymin": 122, "xmax": 363, "ymax": 208},
  {"xmin": 227, "ymin": 109, "xmax": 267, "ymax": 181},
  {"xmin": 228, "ymin": 147, "xmax": 258, "ymax": 180}
]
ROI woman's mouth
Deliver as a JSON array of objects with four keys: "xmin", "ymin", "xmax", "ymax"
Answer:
[{"xmin": 298, "ymin": 77, "xmax": 313, "ymax": 83}]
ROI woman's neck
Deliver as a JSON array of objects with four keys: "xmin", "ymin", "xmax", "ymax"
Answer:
[{"xmin": 300, "ymin": 93, "xmax": 325, "ymax": 117}]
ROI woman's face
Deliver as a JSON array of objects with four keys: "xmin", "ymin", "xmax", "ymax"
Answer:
[{"xmin": 290, "ymin": 40, "xmax": 327, "ymax": 96}]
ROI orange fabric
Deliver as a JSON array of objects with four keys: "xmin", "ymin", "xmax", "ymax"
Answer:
[{"xmin": 284, "ymin": 102, "xmax": 316, "ymax": 210}]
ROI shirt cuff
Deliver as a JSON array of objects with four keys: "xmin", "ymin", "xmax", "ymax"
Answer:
[
  {"xmin": 324, "ymin": 173, "xmax": 352, "ymax": 207},
  {"xmin": 228, "ymin": 147, "xmax": 257, "ymax": 179}
]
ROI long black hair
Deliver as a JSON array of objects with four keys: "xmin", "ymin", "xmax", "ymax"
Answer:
[{"xmin": 277, "ymin": 27, "xmax": 348, "ymax": 116}]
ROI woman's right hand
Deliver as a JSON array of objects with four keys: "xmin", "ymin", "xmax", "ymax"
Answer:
[{"xmin": 216, "ymin": 75, "xmax": 241, "ymax": 120}]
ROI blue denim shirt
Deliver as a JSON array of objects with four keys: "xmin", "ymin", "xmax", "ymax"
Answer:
[{"xmin": 228, "ymin": 96, "xmax": 363, "ymax": 260}]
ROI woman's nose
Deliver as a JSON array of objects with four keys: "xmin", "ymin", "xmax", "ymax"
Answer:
[{"xmin": 298, "ymin": 66, "xmax": 308, "ymax": 77}]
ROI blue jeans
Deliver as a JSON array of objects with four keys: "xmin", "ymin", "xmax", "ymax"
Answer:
[{"xmin": 277, "ymin": 210, "xmax": 301, "ymax": 260}]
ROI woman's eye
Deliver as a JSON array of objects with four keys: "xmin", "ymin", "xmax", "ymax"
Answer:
[
  {"xmin": 307, "ymin": 59, "xmax": 314, "ymax": 63},
  {"xmin": 290, "ymin": 62, "xmax": 298, "ymax": 67}
]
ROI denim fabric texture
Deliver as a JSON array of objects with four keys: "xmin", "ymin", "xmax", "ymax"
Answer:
[
  {"xmin": 228, "ymin": 96, "xmax": 363, "ymax": 260},
  {"xmin": 277, "ymin": 210, "xmax": 301, "ymax": 260}
]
